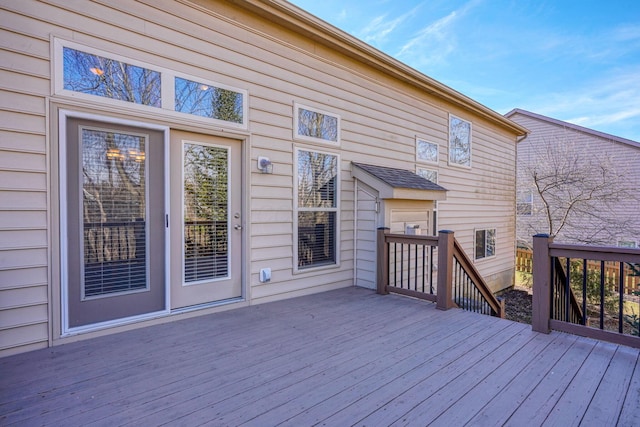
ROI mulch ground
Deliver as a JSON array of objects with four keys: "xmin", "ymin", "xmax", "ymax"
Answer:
[{"xmin": 500, "ymin": 286, "xmax": 533, "ymax": 324}]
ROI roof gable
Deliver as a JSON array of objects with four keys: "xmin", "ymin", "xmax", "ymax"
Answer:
[{"xmin": 506, "ymin": 108, "xmax": 640, "ymax": 149}]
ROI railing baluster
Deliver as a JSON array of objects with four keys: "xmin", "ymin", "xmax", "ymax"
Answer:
[
  {"xmin": 582, "ymin": 259, "xmax": 587, "ymax": 325},
  {"xmin": 564, "ymin": 257, "xmax": 571, "ymax": 322},
  {"xmin": 414, "ymin": 244, "xmax": 418, "ymax": 291},
  {"xmin": 600, "ymin": 260, "xmax": 605, "ymax": 330},
  {"xmin": 619, "ymin": 262, "xmax": 625, "ymax": 334},
  {"xmin": 429, "ymin": 246, "xmax": 434, "ymax": 294}
]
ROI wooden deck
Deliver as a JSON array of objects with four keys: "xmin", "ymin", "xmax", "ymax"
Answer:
[{"xmin": 1, "ymin": 287, "xmax": 639, "ymax": 426}]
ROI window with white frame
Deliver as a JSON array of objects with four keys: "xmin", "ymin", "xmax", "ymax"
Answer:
[
  {"xmin": 416, "ymin": 167, "xmax": 438, "ymax": 183},
  {"xmin": 416, "ymin": 138, "xmax": 438, "ymax": 164},
  {"xmin": 63, "ymin": 46, "xmax": 162, "ymax": 107},
  {"xmin": 618, "ymin": 240, "xmax": 638, "ymax": 248},
  {"xmin": 475, "ymin": 228, "xmax": 496, "ymax": 260},
  {"xmin": 296, "ymin": 149, "xmax": 339, "ymax": 269},
  {"xmin": 294, "ymin": 103, "xmax": 340, "ymax": 144},
  {"xmin": 517, "ymin": 190, "xmax": 533, "ymax": 215},
  {"xmin": 449, "ymin": 115, "xmax": 471, "ymax": 167},
  {"xmin": 56, "ymin": 40, "xmax": 247, "ymax": 128},
  {"xmin": 175, "ymin": 77, "xmax": 244, "ymax": 124}
]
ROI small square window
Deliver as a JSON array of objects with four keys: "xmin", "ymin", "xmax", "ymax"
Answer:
[
  {"xmin": 416, "ymin": 138, "xmax": 438, "ymax": 164},
  {"xmin": 294, "ymin": 103, "xmax": 340, "ymax": 144}
]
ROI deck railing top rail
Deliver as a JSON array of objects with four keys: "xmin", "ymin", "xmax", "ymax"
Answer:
[
  {"xmin": 377, "ymin": 228, "xmax": 503, "ymax": 318},
  {"xmin": 549, "ymin": 243, "xmax": 640, "ymax": 264}
]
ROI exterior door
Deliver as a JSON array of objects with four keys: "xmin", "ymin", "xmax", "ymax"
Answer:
[
  {"xmin": 170, "ymin": 131, "xmax": 242, "ymax": 308},
  {"xmin": 65, "ymin": 118, "xmax": 166, "ymax": 329}
]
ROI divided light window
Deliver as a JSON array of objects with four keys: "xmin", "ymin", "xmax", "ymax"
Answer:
[
  {"xmin": 294, "ymin": 103, "xmax": 340, "ymax": 144},
  {"xmin": 57, "ymin": 41, "xmax": 247, "ymax": 128},
  {"xmin": 475, "ymin": 229, "xmax": 496, "ymax": 260},
  {"xmin": 449, "ymin": 115, "xmax": 472, "ymax": 167},
  {"xmin": 296, "ymin": 149, "xmax": 339, "ymax": 269}
]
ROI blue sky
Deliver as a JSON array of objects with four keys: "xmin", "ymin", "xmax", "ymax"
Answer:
[{"xmin": 289, "ymin": 0, "xmax": 640, "ymax": 142}]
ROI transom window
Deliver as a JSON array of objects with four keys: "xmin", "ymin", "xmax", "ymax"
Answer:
[
  {"xmin": 175, "ymin": 77, "xmax": 244, "ymax": 124},
  {"xmin": 56, "ymin": 40, "xmax": 247, "ymax": 128},
  {"xmin": 294, "ymin": 103, "xmax": 340, "ymax": 144},
  {"xmin": 295, "ymin": 149, "xmax": 339, "ymax": 269},
  {"xmin": 449, "ymin": 115, "xmax": 472, "ymax": 167},
  {"xmin": 63, "ymin": 48, "xmax": 161, "ymax": 107},
  {"xmin": 475, "ymin": 228, "xmax": 496, "ymax": 260},
  {"xmin": 416, "ymin": 138, "xmax": 438, "ymax": 164}
]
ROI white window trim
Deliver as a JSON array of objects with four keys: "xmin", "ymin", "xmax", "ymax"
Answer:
[
  {"xmin": 293, "ymin": 146, "xmax": 341, "ymax": 273},
  {"xmin": 416, "ymin": 137, "xmax": 439, "ymax": 165},
  {"xmin": 448, "ymin": 113, "xmax": 472, "ymax": 169},
  {"xmin": 293, "ymin": 102, "xmax": 341, "ymax": 146},
  {"xmin": 517, "ymin": 189, "xmax": 533, "ymax": 216},
  {"xmin": 416, "ymin": 166, "xmax": 438, "ymax": 184},
  {"xmin": 617, "ymin": 240, "xmax": 638, "ymax": 248},
  {"xmin": 474, "ymin": 227, "xmax": 497, "ymax": 261},
  {"xmin": 53, "ymin": 38, "xmax": 248, "ymax": 130}
]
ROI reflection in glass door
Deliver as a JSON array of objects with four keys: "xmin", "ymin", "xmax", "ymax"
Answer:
[{"xmin": 64, "ymin": 118, "xmax": 166, "ymax": 329}]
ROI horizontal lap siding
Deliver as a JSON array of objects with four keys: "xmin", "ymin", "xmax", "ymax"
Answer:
[
  {"xmin": 0, "ymin": 8, "xmax": 49, "ymax": 355},
  {"xmin": 0, "ymin": 0, "xmax": 521, "ymax": 354},
  {"xmin": 513, "ymin": 113, "xmax": 640, "ymax": 246}
]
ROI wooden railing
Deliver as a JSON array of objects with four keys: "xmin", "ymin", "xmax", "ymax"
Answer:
[
  {"xmin": 519, "ymin": 247, "xmax": 640, "ymax": 294},
  {"xmin": 551, "ymin": 257, "xmax": 584, "ymax": 325},
  {"xmin": 377, "ymin": 228, "xmax": 504, "ymax": 317},
  {"xmin": 532, "ymin": 234, "xmax": 640, "ymax": 348}
]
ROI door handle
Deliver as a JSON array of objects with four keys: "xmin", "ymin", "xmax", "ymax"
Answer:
[{"xmin": 234, "ymin": 224, "xmax": 242, "ymax": 230}]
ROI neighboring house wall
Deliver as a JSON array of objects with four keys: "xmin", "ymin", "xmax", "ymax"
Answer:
[
  {"xmin": 0, "ymin": 0, "xmax": 524, "ymax": 357},
  {"xmin": 508, "ymin": 109, "xmax": 640, "ymax": 247}
]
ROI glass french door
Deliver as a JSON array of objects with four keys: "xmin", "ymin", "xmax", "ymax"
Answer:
[
  {"xmin": 64, "ymin": 118, "xmax": 166, "ymax": 329},
  {"xmin": 169, "ymin": 130, "xmax": 242, "ymax": 309}
]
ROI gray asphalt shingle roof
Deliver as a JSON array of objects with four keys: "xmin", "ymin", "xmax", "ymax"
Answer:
[{"xmin": 352, "ymin": 162, "xmax": 447, "ymax": 192}]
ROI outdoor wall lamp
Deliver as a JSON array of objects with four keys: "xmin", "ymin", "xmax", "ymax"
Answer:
[{"xmin": 257, "ymin": 156, "xmax": 273, "ymax": 174}]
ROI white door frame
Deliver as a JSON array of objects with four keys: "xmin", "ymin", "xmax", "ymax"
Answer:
[{"xmin": 58, "ymin": 109, "xmax": 171, "ymax": 336}]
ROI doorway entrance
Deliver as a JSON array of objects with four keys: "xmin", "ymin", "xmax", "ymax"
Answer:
[{"xmin": 169, "ymin": 130, "xmax": 242, "ymax": 309}]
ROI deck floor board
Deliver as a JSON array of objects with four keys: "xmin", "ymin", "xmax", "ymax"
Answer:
[{"xmin": 1, "ymin": 287, "xmax": 638, "ymax": 426}]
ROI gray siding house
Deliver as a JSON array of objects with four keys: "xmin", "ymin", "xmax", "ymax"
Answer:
[{"xmin": 507, "ymin": 109, "xmax": 640, "ymax": 248}]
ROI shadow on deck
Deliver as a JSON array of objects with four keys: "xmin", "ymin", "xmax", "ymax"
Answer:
[{"xmin": 1, "ymin": 287, "xmax": 639, "ymax": 426}]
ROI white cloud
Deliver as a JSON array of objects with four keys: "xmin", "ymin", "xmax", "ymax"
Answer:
[
  {"xmin": 394, "ymin": 0, "xmax": 481, "ymax": 68},
  {"xmin": 357, "ymin": 2, "xmax": 425, "ymax": 46},
  {"xmin": 529, "ymin": 68, "xmax": 640, "ymax": 141}
]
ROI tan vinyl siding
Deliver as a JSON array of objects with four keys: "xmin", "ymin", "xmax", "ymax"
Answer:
[
  {"xmin": 0, "ymin": 0, "xmax": 523, "ymax": 355},
  {"xmin": 0, "ymin": 8, "xmax": 49, "ymax": 354}
]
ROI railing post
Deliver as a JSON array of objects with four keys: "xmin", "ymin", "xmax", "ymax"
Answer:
[
  {"xmin": 437, "ymin": 230, "xmax": 455, "ymax": 311},
  {"xmin": 376, "ymin": 227, "xmax": 390, "ymax": 295},
  {"xmin": 532, "ymin": 234, "xmax": 553, "ymax": 333}
]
